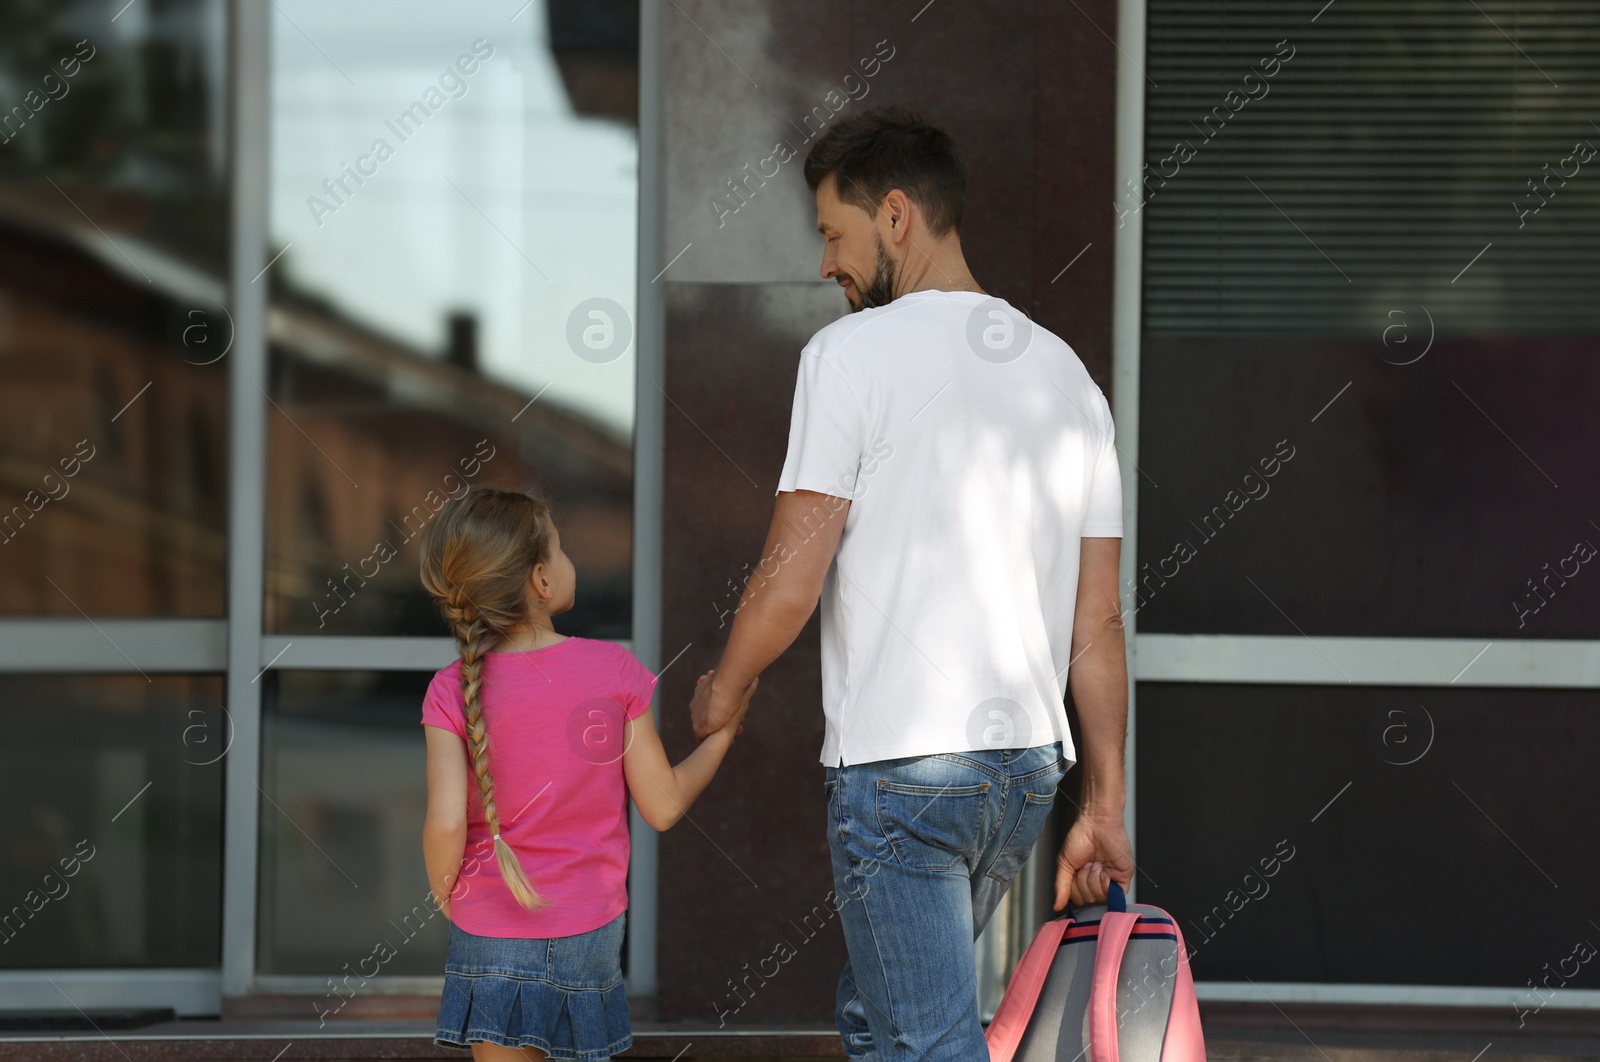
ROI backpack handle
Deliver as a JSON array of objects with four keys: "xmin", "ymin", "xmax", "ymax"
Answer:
[{"xmin": 1064, "ymin": 877, "xmax": 1127, "ymax": 920}]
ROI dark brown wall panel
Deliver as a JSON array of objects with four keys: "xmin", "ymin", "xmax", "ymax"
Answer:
[
  {"xmin": 657, "ymin": 283, "xmax": 844, "ymax": 1025},
  {"xmin": 659, "ymin": 0, "xmax": 1121, "ymax": 1024}
]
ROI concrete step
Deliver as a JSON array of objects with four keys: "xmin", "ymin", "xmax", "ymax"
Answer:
[{"xmin": 2, "ymin": 1008, "xmax": 1597, "ymax": 1060}]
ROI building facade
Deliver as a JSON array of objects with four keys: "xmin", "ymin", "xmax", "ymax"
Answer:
[{"xmin": 2, "ymin": 0, "xmax": 1599, "ymax": 1035}]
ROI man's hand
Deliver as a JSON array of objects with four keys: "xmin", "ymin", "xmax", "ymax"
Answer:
[
  {"xmin": 690, "ymin": 668, "xmax": 757, "ymax": 742},
  {"xmin": 1053, "ymin": 804, "xmax": 1136, "ymax": 909}
]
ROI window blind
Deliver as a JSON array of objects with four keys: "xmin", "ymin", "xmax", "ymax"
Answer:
[{"xmin": 1140, "ymin": 0, "xmax": 1600, "ymax": 335}]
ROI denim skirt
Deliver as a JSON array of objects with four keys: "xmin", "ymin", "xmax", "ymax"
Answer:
[{"xmin": 434, "ymin": 911, "xmax": 631, "ymax": 1059}]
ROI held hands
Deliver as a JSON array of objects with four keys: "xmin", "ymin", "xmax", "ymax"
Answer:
[
  {"xmin": 1053, "ymin": 804, "xmax": 1136, "ymax": 910},
  {"xmin": 691, "ymin": 668, "xmax": 758, "ymax": 742}
]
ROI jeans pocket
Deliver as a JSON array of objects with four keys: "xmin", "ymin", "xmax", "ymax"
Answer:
[
  {"xmin": 985, "ymin": 789, "xmax": 1056, "ymax": 884},
  {"xmin": 875, "ymin": 780, "xmax": 990, "ymax": 871}
]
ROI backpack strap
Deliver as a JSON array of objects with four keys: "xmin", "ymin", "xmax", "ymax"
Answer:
[
  {"xmin": 1088, "ymin": 909, "xmax": 1142, "ymax": 1062},
  {"xmin": 985, "ymin": 916, "xmax": 1073, "ymax": 1062},
  {"xmin": 1161, "ymin": 916, "xmax": 1207, "ymax": 1060}
]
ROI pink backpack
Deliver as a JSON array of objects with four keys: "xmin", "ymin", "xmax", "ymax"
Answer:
[{"xmin": 985, "ymin": 881, "xmax": 1206, "ymax": 1061}]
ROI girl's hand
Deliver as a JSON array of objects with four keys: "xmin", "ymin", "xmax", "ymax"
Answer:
[
  {"xmin": 696, "ymin": 670, "xmax": 756, "ymax": 738},
  {"xmin": 628, "ymin": 674, "xmax": 756, "ymax": 830}
]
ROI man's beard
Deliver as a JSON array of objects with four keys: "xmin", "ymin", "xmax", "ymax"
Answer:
[{"xmin": 851, "ymin": 233, "xmax": 898, "ymax": 312}]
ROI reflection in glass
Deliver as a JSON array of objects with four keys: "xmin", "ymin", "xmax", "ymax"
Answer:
[
  {"xmin": 258, "ymin": 669, "xmax": 444, "ymax": 977},
  {"xmin": 0, "ymin": 673, "xmax": 223, "ymax": 969},
  {"xmin": 264, "ymin": 0, "xmax": 639, "ymax": 638},
  {"xmin": 0, "ymin": 0, "xmax": 230, "ymax": 616}
]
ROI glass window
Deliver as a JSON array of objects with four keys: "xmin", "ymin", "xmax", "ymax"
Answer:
[
  {"xmin": 0, "ymin": 674, "xmax": 223, "ymax": 968},
  {"xmin": 1133, "ymin": 340, "xmax": 1600, "ymax": 638},
  {"xmin": 258, "ymin": 669, "xmax": 446, "ymax": 976},
  {"xmin": 1141, "ymin": 0, "xmax": 1600, "ymax": 336},
  {"xmin": 0, "ymin": 0, "xmax": 230, "ymax": 617},
  {"xmin": 262, "ymin": 0, "xmax": 639, "ymax": 639},
  {"xmin": 1137, "ymin": 0, "xmax": 1600, "ymax": 637},
  {"xmin": 1135, "ymin": 681, "xmax": 1600, "ymax": 986}
]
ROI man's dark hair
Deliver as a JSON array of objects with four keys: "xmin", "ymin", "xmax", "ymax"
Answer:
[{"xmin": 804, "ymin": 106, "xmax": 967, "ymax": 238}]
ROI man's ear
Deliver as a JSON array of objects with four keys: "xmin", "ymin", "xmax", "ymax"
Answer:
[{"xmin": 883, "ymin": 189, "xmax": 911, "ymax": 243}]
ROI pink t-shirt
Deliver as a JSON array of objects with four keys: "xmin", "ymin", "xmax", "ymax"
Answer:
[{"xmin": 420, "ymin": 636, "xmax": 658, "ymax": 938}]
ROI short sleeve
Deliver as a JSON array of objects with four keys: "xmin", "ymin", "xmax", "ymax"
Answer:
[
  {"xmin": 420, "ymin": 672, "xmax": 466, "ymax": 740},
  {"xmin": 617, "ymin": 648, "xmax": 659, "ymax": 721},
  {"xmin": 1081, "ymin": 393, "xmax": 1124, "ymax": 537},
  {"xmin": 775, "ymin": 349, "xmax": 866, "ymax": 500}
]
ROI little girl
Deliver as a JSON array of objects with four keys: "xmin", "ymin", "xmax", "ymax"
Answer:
[{"xmin": 417, "ymin": 484, "xmax": 753, "ymax": 1060}]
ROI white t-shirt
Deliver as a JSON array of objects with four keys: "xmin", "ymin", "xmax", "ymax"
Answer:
[{"xmin": 775, "ymin": 288, "xmax": 1123, "ymax": 768}]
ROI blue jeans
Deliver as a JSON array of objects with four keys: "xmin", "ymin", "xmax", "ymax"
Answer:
[{"xmin": 824, "ymin": 742, "xmax": 1070, "ymax": 1062}]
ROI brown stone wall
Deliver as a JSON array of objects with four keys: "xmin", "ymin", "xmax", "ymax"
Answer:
[{"xmin": 656, "ymin": 0, "xmax": 1120, "ymax": 1024}]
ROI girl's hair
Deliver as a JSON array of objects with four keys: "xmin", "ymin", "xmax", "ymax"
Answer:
[{"xmin": 418, "ymin": 484, "xmax": 554, "ymax": 911}]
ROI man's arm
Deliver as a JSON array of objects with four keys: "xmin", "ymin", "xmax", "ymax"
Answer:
[
  {"xmin": 691, "ymin": 489, "xmax": 849, "ymax": 741},
  {"xmin": 1054, "ymin": 536, "xmax": 1136, "ymax": 908}
]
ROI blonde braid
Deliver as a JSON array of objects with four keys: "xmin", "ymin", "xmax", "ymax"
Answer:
[
  {"xmin": 451, "ymin": 593, "xmax": 545, "ymax": 911},
  {"xmin": 420, "ymin": 485, "xmax": 556, "ymax": 914}
]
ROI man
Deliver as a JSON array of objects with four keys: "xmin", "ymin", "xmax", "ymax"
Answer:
[{"xmin": 689, "ymin": 105, "xmax": 1135, "ymax": 1061}]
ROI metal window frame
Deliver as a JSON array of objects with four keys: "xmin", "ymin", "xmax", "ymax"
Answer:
[
  {"xmin": 1113, "ymin": 0, "xmax": 1600, "ymax": 1012},
  {"xmin": 1137, "ymin": 635, "xmax": 1600, "ymax": 687},
  {"xmin": 219, "ymin": 0, "xmax": 269, "ymax": 1003},
  {"xmin": 627, "ymin": 0, "xmax": 667, "ymax": 1004},
  {"xmin": 1113, "ymin": 0, "xmax": 1149, "ymax": 918},
  {"xmin": 1196, "ymin": 982, "xmax": 1600, "ymax": 1009},
  {"xmin": 0, "ymin": 619, "xmax": 227, "ymax": 670},
  {"xmin": 0, "ymin": 971, "xmax": 221, "ymax": 1016},
  {"xmin": 6, "ymin": 624, "xmax": 1594, "ymax": 690}
]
